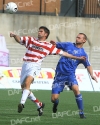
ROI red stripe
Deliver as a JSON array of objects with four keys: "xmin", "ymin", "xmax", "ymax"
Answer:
[
  {"xmin": 24, "ymin": 37, "xmax": 51, "ymax": 52},
  {"xmin": 32, "ymin": 41, "xmax": 51, "ymax": 52},
  {"xmin": 34, "ymin": 99, "xmax": 39, "ymax": 103},
  {"xmin": 56, "ymin": 49, "xmax": 61, "ymax": 54},
  {"xmin": 49, "ymin": 45, "xmax": 56, "ymax": 54},
  {"xmin": 22, "ymin": 37, "xmax": 55, "ymax": 62},
  {"xmin": 23, "ymin": 37, "xmax": 26, "ymax": 44},
  {"xmin": 27, "ymin": 37, "xmax": 32, "ymax": 47},
  {"xmin": 22, "ymin": 37, "xmax": 32, "ymax": 48},
  {"xmin": 28, "ymin": 47, "xmax": 47, "ymax": 56},
  {"xmin": 23, "ymin": 59, "xmax": 38, "ymax": 62},
  {"xmin": 25, "ymin": 53, "xmax": 43, "ymax": 59}
]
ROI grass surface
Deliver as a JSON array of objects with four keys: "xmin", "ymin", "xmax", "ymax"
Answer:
[{"xmin": 0, "ymin": 89, "xmax": 100, "ymax": 125}]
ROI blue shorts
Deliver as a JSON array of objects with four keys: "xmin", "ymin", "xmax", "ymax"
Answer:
[{"xmin": 52, "ymin": 72, "xmax": 78, "ymax": 94}]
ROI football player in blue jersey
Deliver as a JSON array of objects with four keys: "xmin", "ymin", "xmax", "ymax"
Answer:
[{"xmin": 51, "ymin": 33, "xmax": 98, "ymax": 118}]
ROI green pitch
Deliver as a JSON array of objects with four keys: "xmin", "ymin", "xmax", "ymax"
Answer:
[{"xmin": 0, "ymin": 89, "xmax": 100, "ymax": 125}]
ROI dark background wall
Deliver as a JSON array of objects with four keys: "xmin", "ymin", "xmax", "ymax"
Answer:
[
  {"xmin": 0, "ymin": 0, "xmax": 100, "ymax": 17},
  {"xmin": 0, "ymin": 0, "xmax": 61, "ymax": 15},
  {"xmin": 60, "ymin": 0, "xmax": 77, "ymax": 17}
]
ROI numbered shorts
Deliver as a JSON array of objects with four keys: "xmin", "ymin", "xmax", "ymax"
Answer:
[
  {"xmin": 20, "ymin": 62, "xmax": 41, "ymax": 85},
  {"xmin": 52, "ymin": 72, "xmax": 78, "ymax": 94}
]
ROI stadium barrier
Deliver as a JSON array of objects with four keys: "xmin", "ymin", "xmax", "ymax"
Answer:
[
  {"xmin": 0, "ymin": 67, "xmax": 100, "ymax": 91},
  {"xmin": 0, "ymin": 35, "xmax": 9, "ymax": 67}
]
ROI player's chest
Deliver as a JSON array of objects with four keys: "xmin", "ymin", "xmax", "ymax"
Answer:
[
  {"xmin": 28, "ymin": 43, "xmax": 46, "ymax": 52},
  {"xmin": 65, "ymin": 46, "xmax": 83, "ymax": 56}
]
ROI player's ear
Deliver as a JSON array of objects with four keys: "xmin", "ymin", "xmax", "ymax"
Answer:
[
  {"xmin": 83, "ymin": 39, "xmax": 86, "ymax": 43},
  {"xmin": 45, "ymin": 33, "xmax": 48, "ymax": 38}
]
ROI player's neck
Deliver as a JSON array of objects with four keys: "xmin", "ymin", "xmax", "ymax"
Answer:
[
  {"xmin": 75, "ymin": 43, "xmax": 83, "ymax": 48},
  {"xmin": 38, "ymin": 38, "xmax": 46, "ymax": 42}
]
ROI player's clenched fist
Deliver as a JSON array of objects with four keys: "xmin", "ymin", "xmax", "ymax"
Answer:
[
  {"xmin": 50, "ymin": 40, "xmax": 56, "ymax": 45},
  {"xmin": 10, "ymin": 32, "xmax": 15, "ymax": 37},
  {"xmin": 79, "ymin": 56, "xmax": 86, "ymax": 61}
]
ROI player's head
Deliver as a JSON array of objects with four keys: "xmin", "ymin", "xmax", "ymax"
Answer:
[
  {"xmin": 76, "ymin": 33, "xmax": 87, "ymax": 44},
  {"xmin": 38, "ymin": 26, "xmax": 50, "ymax": 39}
]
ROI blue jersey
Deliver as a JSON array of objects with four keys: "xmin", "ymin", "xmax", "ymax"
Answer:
[{"xmin": 56, "ymin": 42, "xmax": 90, "ymax": 75}]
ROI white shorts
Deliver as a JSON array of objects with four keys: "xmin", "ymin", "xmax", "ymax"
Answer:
[{"xmin": 20, "ymin": 62, "xmax": 41, "ymax": 85}]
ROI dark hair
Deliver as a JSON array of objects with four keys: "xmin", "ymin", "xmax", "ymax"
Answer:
[
  {"xmin": 79, "ymin": 33, "xmax": 87, "ymax": 40},
  {"xmin": 39, "ymin": 26, "xmax": 50, "ymax": 39}
]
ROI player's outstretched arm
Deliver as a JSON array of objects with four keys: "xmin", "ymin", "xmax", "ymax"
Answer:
[
  {"xmin": 62, "ymin": 51, "xmax": 86, "ymax": 61},
  {"xmin": 10, "ymin": 33, "xmax": 21, "ymax": 43},
  {"xmin": 87, "ymin": 66, "xmax": 98, "ymax": 83}
]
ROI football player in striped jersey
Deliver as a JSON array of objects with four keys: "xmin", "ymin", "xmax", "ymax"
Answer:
[{"xmin": 10, "ymin": 26, "xmax": 86, "ymax": 116}]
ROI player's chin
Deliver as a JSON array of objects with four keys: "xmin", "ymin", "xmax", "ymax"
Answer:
[
  {"xmin": 38, "ymin": 35, "xmax": 41, "ymax": 38},
  {"xmin": 76, "ymin": 42, "xmax": 83, "ymax": 44}
]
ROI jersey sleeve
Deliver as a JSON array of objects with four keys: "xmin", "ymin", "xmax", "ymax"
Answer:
[
  {"xmin": 82, "ymin": 53, "xmax": 91, "ymax": 68},
  {"xmin": 49, "ymin": 44, "xmax": 63, "ymax": 55},
  {"xmin": 56, "ymin": 42, "xmax": 71, "ymax": 49},
  {"xmin": 20, "ymin": 36, "xmax": 31, "ymax": 48}
]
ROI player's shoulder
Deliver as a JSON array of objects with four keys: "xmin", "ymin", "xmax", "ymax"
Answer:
[
  {"xmin": 44, "ymin": 41, "xmax": 51, "ymax": 45},
  {"xmin": 25, "ymin": 36, "xmax": 35, "ymax": 41},
  {"xmin": 67, "ymin": 42, "xmax": 75, "ymax": 45},
  {"xmin": 64, "ymin": 41, "xmax": 73, "ymax": 44},
  {"xmin": 30, "ymin": 37, "xmax": 42, "ymax": 42},
  {"xmin": 40, "ymin": 40, "xmax": 51, "ymax": 46},
  {"xmin": 61, "ymin": 41, "xmax": 74, "ymax": 46},
  {"xmin": 40, "ymin": 41, "xmax": 51, "ymax": 45},
  {"xmin": 81, "ymin": 47, "xmax": 86, "ymax": 52},
  {"xmin": 32, "ymin": 37, "xmax": 38, "ymax": 41},
  {"xmin": 81, "ymin": 48, "xmax": 88, "ymax": 55}
]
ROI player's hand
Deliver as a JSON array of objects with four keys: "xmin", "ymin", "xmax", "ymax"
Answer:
[
  {"xmin": 78, "ymin": 56, "xmax": 86, "ymax": 61},
  {"xmin": 91, "ymin": 75, "xmax": 98, "ymax": 83},
  {"xmin": 50, "ymin": 40, "xmax": 56, "ymax": 46},
  {"xmin": 10, "ymin": 32, "xmax": 16, "ymax": 37}
]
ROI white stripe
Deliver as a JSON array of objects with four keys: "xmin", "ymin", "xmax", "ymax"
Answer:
[
  {"xmin": 20, "ymin": 37, "xmax": 24, "ymax": 44},
  {"xmin": 23, "ymin": 56, "xmax": 39, "ymax": 60},
  {"xmin": 28, "ymin": 43, "xmax": 50, "ymax": 54},
  {"xmin": 21, "ymin": 36, "xmax": 60, "ymax": 62},
  {"xmin": 52, "ymin": 47, "xmax": 60, "ymax": 54},
  {"xmin": 25, "ymin": 37, "xmax": 29, "ymax": 47},
  {"xmin": 25, "ymin": 49, "xmax": 48, "ymax": 58}
]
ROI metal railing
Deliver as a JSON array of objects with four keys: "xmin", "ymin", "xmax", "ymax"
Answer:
[{"xmin": 77, "ymin": 0, "xmax": 100, "ymax": 18}]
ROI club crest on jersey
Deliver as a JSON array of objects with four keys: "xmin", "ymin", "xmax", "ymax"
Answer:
[
  {"xmin": 32, "ymin": 45, "xmax": 43, "ymax": 51},
  {"xmin": 73, "ymin": 50, "xmax": 78, "ymax": 54}
]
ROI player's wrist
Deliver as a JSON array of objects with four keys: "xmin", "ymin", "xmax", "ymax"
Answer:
[
  {"xmin": 13, "ymin": 34, "xmax": 16, "ymax": 37},
  {"xmin": 90, "ymin": 74, "xmax": 94, "ymax": 78},
  {"xmin": 76, "ymin": 57, "xmax": 80, "ymax": 60}
]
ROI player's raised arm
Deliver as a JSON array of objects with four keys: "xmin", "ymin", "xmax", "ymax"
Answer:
[
  {"xmin": 62, "ymin": 51, "xmax": 86, "ymax": 61},
  {"xmin": 10, "ymin": 33, "xmax": 21, "ymax": 43}
]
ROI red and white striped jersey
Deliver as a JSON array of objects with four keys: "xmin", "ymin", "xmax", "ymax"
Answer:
[{"xmin": 20, "ymin": 36, "xmax": 63, "ymax": 64}]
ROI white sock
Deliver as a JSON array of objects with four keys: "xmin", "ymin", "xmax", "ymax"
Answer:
[
  {"xmin": 20, "ymin": 89, "xmax": 30, "ymax": 105},
  {"xmin": 28, "ymin": 92, "xmax": 42, "ymax": 108},
  {"xmin": 28, "ymin": 92, "xmax": 36, "ymax": 100}
]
